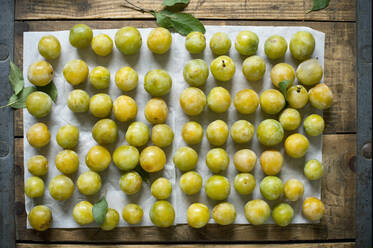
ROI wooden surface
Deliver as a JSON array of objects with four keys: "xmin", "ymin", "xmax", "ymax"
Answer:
[
  {"xmin": 16, "ymin": 243, "xmax": 356, "ymax": 248},
  {"xmin": 15, "ymin": 0, "xmax": 355, "ymax": 21},
  {"xmin": 13, "ymin": 0, "xmax": 358, "ymax": 246}
]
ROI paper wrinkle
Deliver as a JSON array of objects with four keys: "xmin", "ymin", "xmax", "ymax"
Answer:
[{"xmin": 23, "ymin": 26, "xmax": 324, "ymax": 228}]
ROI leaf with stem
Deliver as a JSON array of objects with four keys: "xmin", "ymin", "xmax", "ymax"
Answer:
[
  {"xmin": 278, "ymin": 80, "xmax": 292, "ymax": 100},
  {"xmin": 37, "ymin": 82, "xmax": 58, "ymax": 103},
  {"xmin": 163, "ymin": 0, "xmax": 190, "ymax": 7},
  {"xmin": 0, "ymin": 86, "xmax": 37, "ymax": 109},
  {"xmin": 92, "ymin": 197, "xmax": 108, "ymax": 226},
  {"xmin": 307, "ymin": 0, "xmax": 330, "ymax": 13},
  {"xmin": 9, "ymin": 61, "xmax": 24, "ymax": 95}
]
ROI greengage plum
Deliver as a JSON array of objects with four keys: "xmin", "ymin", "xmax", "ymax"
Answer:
[
  {"xmin": 27, "ymin": 122, "xmax": 50, "ymax": 148},
  {"xmin": 183, "ymin": 59, "xmax": 209, "ymax": 87},
  {"xmin": 26, "ymin": 91, "xmax": 52, "ymax": 118},
  {"xmin": 139, "ymin": 146, "xmax": 166, "ymax": 173},
  {"xmin": 151, "ymin": 124, "xmax": 174, "ymax": 147},
  {"xmin": 233, "ymin": 89, "xmax": 259, "ymax": 114},
  {"xmin": 115, "ymin": 66, "xmax": 138, "ymax": 92},
  {"xmin": 77, "ymin": 171, "xmax": 102, "ymax": 195},
  {"xmin": 69, "ymin": 24, "xmax": 93, "ymax": 48},
  {"xmin": 27, "ymin": 61, "xmax": 53, "ymax": 86},
  {"xmin": 113, "ymin": 145, "xmax": 139, "ymax": 171},
  {"xmin": 206, "ymin": 120, "xmax": 229, "ymax": 146},
  {"xmin": 63, "ymin": 59, "xmax": 88, "ymax": 86},
  {"xmin": 92, "ymin": 118, "xmax": 118, "ymax": 145},
  {"xmin": 206, "ymin": 148, "xmax": 229, "ymax": 173},
  {"xmin": 207, "ymin": 87, "xmax": 231, "ymax": 113},
  {"xmin": 185, "ymin": 31, "xmax": 206, "ymax": 54},
  {"xmin": 119, "ymin": 171, "xmax": 142, "ymax": 195},
  {"xmin": 89, "ymin": 66, "xmax": 110, "ymax": 89},
  {"xmin": 242, "ymin": 55, "xmax": 266, "ymax": 81},
  {"xmin": 231, "ymin": 120, "xmax": 255, "ymax": 144},
  {"xmin": 180, "ymin": 87, "xmax": 206, "ymax": 116},
  {"xmin": 125, "ymin": 122, "xmax": 149, "ymax": 147}
]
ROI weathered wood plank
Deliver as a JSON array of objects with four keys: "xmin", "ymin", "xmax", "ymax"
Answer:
[
  {"xmin": 14, "ymin": 0, "xmax": 355, "ymax": 21},
  {"xmin": 15, "ymin": 134, "xmax": 356, "ymax": 241},
  {"xmin": 13, "ymin": 20, "xmax": 356, "ymax": 136},
  {"xmin": 16, "ymin": 242, "xmax": 356, "ymax": 248}
]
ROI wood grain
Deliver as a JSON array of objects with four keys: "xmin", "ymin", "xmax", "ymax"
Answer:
[
  {"xmin": 16, "ymin": 243, "xmax": 356, "ymax": 248},
  {"xmin": 13, "ymin": 20, "xmax": 356, "ymax": 137},
  {"xmin": 15, "ymin": 134, "xmax": 356, "ymax": 242},
  {"xmin": 14, "ymin": 0, "xmax": 355, "ymax": 21}
]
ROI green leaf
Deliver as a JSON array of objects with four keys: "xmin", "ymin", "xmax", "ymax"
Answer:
[
  {"xmin": 92, "ymin": 197, "xmax": 108, "ymax": 226},
  {"xmin": 9, "ymin": 61, "xmax": 24, "ymax": 95},
  {"xmin": 153, "ymin": 11, "xmax": 173, "ymax": 29},
  {"xmin": 163, "ymin": 0, "xmax": 189, "ymax": 7},
  {"xmin": 308, "ymin": 0, "xmax": 330, "ymax": 12},
  {"xmin": 37, "ymin": 82, "xmax": 58, "ymax": 102},
  {"xmin": 134, "ymin": 165, "xmax": 150, "ymax": 184},
  {"xmin": 6, "ymin": 86, "xmax": 37, "ymax": 109},
  {"xmin": 278, "ymin": 80, "xmax": 292, "ymax": 99},
  {"xmin": 155, "ymin": 10, "xmax": 205, "ymax": 36}
]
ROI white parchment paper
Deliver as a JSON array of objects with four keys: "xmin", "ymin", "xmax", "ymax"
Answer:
[{"xmin": 24, "ymin": 26, "xmax": 324, "ymax": 228}]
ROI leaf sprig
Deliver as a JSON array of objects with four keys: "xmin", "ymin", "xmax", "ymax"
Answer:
[
  {"xmin": 0, "ymin": 61, "xmax": 58, "ymax": 109},
  {"xmin": 122, "ymin": 0, "xmax": 205, "ymax": 36},
  {"xmin": 278, "ymin": 80, "xmax": 292, "ymax": 100},
  {"xmin": 92, "ymin": 197, "xmax": 108, "ymax": 226},
  {"xmin": 307, "ymin": 0, "xmax": 330, "ymax": 13}
]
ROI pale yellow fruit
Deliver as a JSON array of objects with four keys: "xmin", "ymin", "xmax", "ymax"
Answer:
[
  {"xmin": 91, "ymin": 34, "xmax": 113, "ymax": 56},
  {"xmin": 139, "ymin": 146, "xmax": 166, "ymax": 173},
  {"xmin": 28, "ymin": 61, "xmax": 53, "ymax": 86},
  {"xmin": 119, "ymin": 171, "xmax": 142, "ymax": 195},
  {"xmin": 302, "ymin": 197, "xmax": 325, "ymax": 221},
  {"xmin": 212, "ymin": 202, "xmax": 236, "ymax": 225},
  {"xmin": 181, "ymin": 121, "xmax": 203, "ymax": 145},
  {"xmin": 85, "ymin": 145, "xmax": 111, "ymax": 172},
  {"xmin": 179, "ymin": 171, "xmax": 202, "ymax": 195},
  {"xmin": 244, "ymin": 199, "xmax": 270, "ymax": 225},
  {"xmin": 284, "ymin": 179, "xmax": 304, "ymax": 201},
  {"xmin": 147, "ymin": 27, "xmax": 172, "ymax": 54},
  {"xmin": 308, "ymin": 83, "xmax": 333, "ymax": 110},
  {"xmin": 27, "ymin": 155, "xmax": 48, "ymax": 176},
  {"xmin": 151, "ymin": 124, "xmax": 174, "ymax": 148},
  {"xmin": 206, "ymin": 120, "xmax": 229, "ymax": 146},
  {"xmin": 125, "ymin": 122, "xmax": 150, "ymax": 147},
  {"xmin": 180, "ymin": 87, "xmax": 206, "ymax": 116},
  {"xmin": 122, "ymin": 203, "xmax": 143, "ymax": 224},
  {"xmin": 205, "ymin": 148, "xmax": 229, "ymax": 173},
  {"xmin": 144, "ymin": 98, "xmax": 168, "ymax": 124},
  {"xmin": 48, "ymin": 175, "xmax": 74, "ymax": 201},
  {"xmin": 207, "ymin": 87, "xmax": 231, "ymax": 113},
  {"xmin": 231, "ymin": 120, "xmax": 255, "ymax": 144},
  {"xmin": 73, "ymin": 201, "xmax": 94, "ymax": 225},
  {"xmin": 115, "ymin": 66, "xmax": 138, "ymax": 92},
  {"xmin": 233, "ymin": 89, "xmax": 259, "ymax": 115},
  {"xmin": 26, "ymin": 122, "xmax": 50, "ymax": 148},
  {"xmin": 101, "ymin": 208, "xmax": 120, "ymax": 231},
  {"xmin": 187, "ymin": 203, "xmax": 210, "ymax": 228},
  {"xmin": 63, "ymin": 59, "xmax": 88, "ymax": 86},
  {"xmin": 25, "ymin": 176, "xmax": 45, "ymax": 198},
  {"xmin": 278, "ymin": 108, "xmax": 301, "ymax": 131},
  {"xmin": 259, "ymin": 89, "xmax": 285, "ymax": 115},
  {"xmin": 284, "ymin": 133, "xmax": 309, "ymax": 158},
  {"xmin": 270, "ymin": 63, "xmax": 295, "ymax": 88},
  {"xmin": 28, "ymin": 205, "xmax": 52, "ymax": 231},
  {"xmin": 77, "ymin": 171, "xmax": 102, "ymax": 195},
  {"xmin": 233, "ymin": 149, "xmax": 256, "ymax": 173},
  {"xmin": 260, "ymin": 150, "xmax": 283, "ymax": 176},
  {"xmin": 151, "ymin": 177, "xmax": 172, "ymax": 200},
  {"xmin": 113, "ymin": 95, "xmax": 137, "ymax": 122},
  {"xmin": 55, "ymin": 150, "xmax": 79, "ymax": 174}
]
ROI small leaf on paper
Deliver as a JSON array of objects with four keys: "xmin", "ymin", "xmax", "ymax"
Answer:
[
  {"xmin": 93, "ymin": 197, "xmax": 108, "ymax": 226},
  {"xmin": 9, "ymin": 61, "xmax": 24, "ymax": 95},
  {"xmin": 163, "ymin": 0, "xmax": 189, "ymax": 7},
  {"xmin": 154, "ymin": 10, "xmax": 205, "ymax": 36},
  {"xmin": 278, "ymin": 80, "xmax": 292, "ymax": 99},
  {"xmin": 6, "ymin": 86, "xmax": 36, "ymax": 109},
  {"xmin": 308, "ymin": 0, "xmax": 330, "ymax": 13},
  {"xmin": 37, "ymin": 82, "xmax": 58, "ymax": 103},
  {"xmin": 134, "ymin": 165, "xmax": 150, "ymax": 184}
]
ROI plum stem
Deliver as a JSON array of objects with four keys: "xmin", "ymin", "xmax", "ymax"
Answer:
[{"xmin": 121, "ymin": 0, "xmax": 153, "ymax": 14}]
